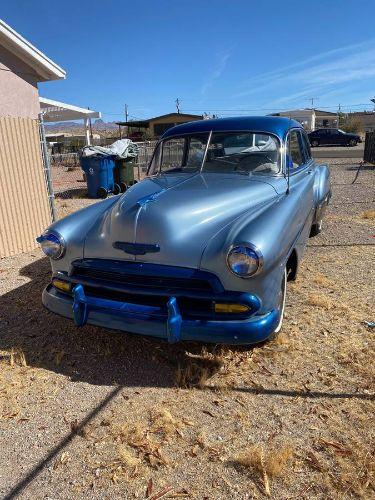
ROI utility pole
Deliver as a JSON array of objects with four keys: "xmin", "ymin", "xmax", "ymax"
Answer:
[
  {"xmin": 175, "ymin": 98, "xmax": 180, "ymax": 114},
  {"xmin": 124, "ymin": 104, "xmax": 129, "ymax": 122},
  {"xmin": 309, "ymin": 97, "xmax": 318, "ymax": 108},
  {"xmin": 308, "ymin": 98, "xmax": 318, "ymax": 132}
]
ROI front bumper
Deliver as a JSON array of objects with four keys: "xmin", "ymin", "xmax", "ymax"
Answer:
[{"xmin": 42, "ymin": 284, "xmax": 279, "ymax": 345}]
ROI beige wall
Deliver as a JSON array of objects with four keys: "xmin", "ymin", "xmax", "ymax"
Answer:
[
  {"xmin": 0, "ymin": 45, "xmax": 40, "ymax": 119},
  {"xmin": 0, "ymin": 117, "xmax": 51, "ymax": 257}
]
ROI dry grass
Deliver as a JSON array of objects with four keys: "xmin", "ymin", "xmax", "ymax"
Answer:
[
  {"xmin": 8, "ymin": 348, "xmax": 27, "ymax": 367},
  {"xmin": 150, "ymin": 408, "xmax": 185, "ymax": 439},
  {"xmin": 234, "ymin": 443, "xmax": 294, "ymax": 496},
  {"xmin": 361, "ymin": 210, "xmax": 375, "ymax": 220},
  {"xmin": 307, "ymin": 293, "xmax": 334, "ymax": 310},
  {"xmin": 0, "ymin": 159, "xmax": 374, "ymax": 498},
  {"xmin": 175, "ymin": 351, "xmax": 224, "ymax": 388},
  {"xmin": 117, "ymin": 445, "xmax": 141, "ymax": 469},
  {"xmin": 235, "ymin": 443, "xmax": 294, "ymax": 478},
  {"xmin": 313, "ymin": 273, "xmax": 335, "ymax": 288}
]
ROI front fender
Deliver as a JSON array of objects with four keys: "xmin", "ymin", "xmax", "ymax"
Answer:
[
  {"xmin": 200, "ymin": 191, "xmax": 306, "ymax": 312},
  {"xmin": 44, "ymin": 197, "xmax": 119, "ymax": 274},
  {"xmin": 313, "ymin": 163, "xmax": 331, "ymax": 206}
]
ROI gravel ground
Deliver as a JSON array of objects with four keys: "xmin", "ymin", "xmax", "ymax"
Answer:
[{"xmin": 0, "ymin": 158, "xmax": 374, "ymax": 499}]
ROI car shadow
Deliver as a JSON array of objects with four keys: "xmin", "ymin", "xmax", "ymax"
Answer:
[
  {"xmin": 346, "ymin": 163, "xmax": 375, "ymax": 171},
  {"xmin": 54, "ymin": 188, "xmax": 88, "ymax": 199},
  {"xmin": 0, "ymin": 257, "xmax": 236, "ymax": 388}
]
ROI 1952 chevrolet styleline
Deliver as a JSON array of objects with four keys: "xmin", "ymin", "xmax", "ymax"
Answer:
[{"xmin": 38, "ymin": 117, "xmax": 331, "ymax": 345}]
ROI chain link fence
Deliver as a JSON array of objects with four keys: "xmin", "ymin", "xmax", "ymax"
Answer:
[{"xmin": 48, "ymin": 141, "xmax": 158, "ymax": 202}]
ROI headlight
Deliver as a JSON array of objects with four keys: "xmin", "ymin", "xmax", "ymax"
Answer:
[
  {"xmin": 227, "ymin": 244, "xmax": 263, "ymax": 277},
  {"xmin": 36, "ymin": 232, "xmax": 65, "ymax": 259}
]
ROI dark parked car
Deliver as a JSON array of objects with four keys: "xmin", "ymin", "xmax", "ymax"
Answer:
[{"xmin": 308, "ymin": 128, "xmax": 361, "ymax": 147}]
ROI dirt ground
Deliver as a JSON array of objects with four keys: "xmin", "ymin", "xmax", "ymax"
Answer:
[{"xmin": 0, "ymin": 159, "xmax": 374, "ymax": 499}]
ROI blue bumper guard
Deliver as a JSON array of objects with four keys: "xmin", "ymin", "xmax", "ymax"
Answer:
[{"xmin": 73, "ymin": 284, "xmax": 183, "ymax": 343}]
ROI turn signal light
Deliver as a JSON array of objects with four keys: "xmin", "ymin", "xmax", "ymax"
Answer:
[
  {"xmin": 52, "ymin": 279, "xmax": 71, "ymax": 293},
  {"xmin": 214, "ymin": 303, "xmax": 250, "ymax": 314}
]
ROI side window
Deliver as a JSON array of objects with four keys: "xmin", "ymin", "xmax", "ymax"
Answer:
[
  {"xmin": 287, "ymin": 130, "xmax": 304, "ymax": 169},
  {"xmin": 300, "ymin": 132, "xmax": 312, "ymax": 162},
  {"xmin": 160, "ymin": 138, "xmax": 185, "ymax": 172}
]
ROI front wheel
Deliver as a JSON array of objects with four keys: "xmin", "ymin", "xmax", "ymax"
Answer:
[
  {"xmin": 348, "ymin": 139, "xmax": 357, "ymax": 147},
  {"xmin": 269, "ymin": 268, "xmax": 287, "ymax": 340},
  {"xmin": 310, "ymin": 218, "xmax": 323, "ymax": 237}
]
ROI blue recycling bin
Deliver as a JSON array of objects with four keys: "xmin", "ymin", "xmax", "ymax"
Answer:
[{"xmin": 80, "ymin": 156, "xmax": 120, "ymax": 199}]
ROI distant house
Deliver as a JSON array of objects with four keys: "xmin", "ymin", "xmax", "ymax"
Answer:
[
  {"xmin": 45, "ymin": 132, "xmax": 101, "ymax": 153},
  {"xmin": 117, "ymin": 112, "xmax": 203, "ymax": 140},
  {"xmin": 270, "ymin": 109, "xmax": 338, "ymax": 131},
  {"xmin": 0, "ymin": 19, "xmax": 65, "ymax": 257},
  {"xmin": 347, "ymin": 111, "xmax": 375, "ymax": 132}
]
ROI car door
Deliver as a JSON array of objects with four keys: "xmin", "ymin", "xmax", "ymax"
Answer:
[
  {"xmin": 286, "ymin": 129, "xmax": 315, "ymax": 245},
  {"xmin": 328, "ymin": 129, "xmax": 341, "ymax": 145},
  {"xmin": 318, "ymin": 129, "xmax": 329, "ymax": 145}
]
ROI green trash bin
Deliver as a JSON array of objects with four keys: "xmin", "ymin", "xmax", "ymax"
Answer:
[{"xmin": 114, "ymin": 158, "xmax": 138, "ymax": 193}]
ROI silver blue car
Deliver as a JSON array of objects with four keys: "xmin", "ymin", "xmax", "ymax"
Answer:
[{"xmin": 38, "ymin": 117, "xmax": 331, "ymax": 345}]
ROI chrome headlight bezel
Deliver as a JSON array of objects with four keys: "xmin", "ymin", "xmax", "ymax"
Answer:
[
  {"xmin": 37, "ymin": 231, "xmax": 65, "ymax": 260},
  {"xmin": 226, "ymin": 243, "xmax": 263, "ymax": 278}
]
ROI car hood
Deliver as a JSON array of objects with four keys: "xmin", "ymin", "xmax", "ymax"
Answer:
[{"xmin": 83, "ymin": 172, "xmax": 280, "ymax": 268}]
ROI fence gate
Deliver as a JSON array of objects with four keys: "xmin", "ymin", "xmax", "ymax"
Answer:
[
  {"xmin": 364, "ymin": 131, "xmax": 375, "ymax": 164},
  {"xmin": 39, "ymin": 113, "xmax": 57, "ymax": 221}
]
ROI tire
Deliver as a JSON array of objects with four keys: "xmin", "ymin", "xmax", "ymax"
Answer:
[
  {"xmin": 97, "ymin": 187, "xmax": 108, "ymax": 199},
  {"xmin": 311, "ymin": 139, "xmax": 319, "ymax": 147},
  {"xmin": 348, "ymin": 139, "xmax": 357, "ymax": 147},
  {"xmin": 113, "ymin": 183, "xmax": 121, "ymax": 195},
  {"xmin": 269, "ymin": 268, "xmax": 287, "ymax": 340},
  {"xmin": 120, "ymin": 182, "xmax": 128, "ymax": 193},
  {"xmin": 310, "ymin": 218, "xmax": 323, "ymax": 237}
]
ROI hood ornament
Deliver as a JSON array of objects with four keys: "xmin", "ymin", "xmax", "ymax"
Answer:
[{"xmin": 136, "ymin": 191, "xmax": 162, "ymax": 208}]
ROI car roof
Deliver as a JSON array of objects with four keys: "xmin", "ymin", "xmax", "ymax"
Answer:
[{"xmin": 162, "ymin": 116, "xmax": 303, "ymax": 140}]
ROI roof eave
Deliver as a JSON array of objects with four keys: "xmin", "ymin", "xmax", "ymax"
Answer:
[{"xmin": 0, "ymin": 19, "xmax": 66, "ymax": 81}]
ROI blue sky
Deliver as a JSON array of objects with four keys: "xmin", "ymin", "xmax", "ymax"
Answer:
[{"xmin": 2, "ymin": 0, "xmax": 375, "ymax": 121}]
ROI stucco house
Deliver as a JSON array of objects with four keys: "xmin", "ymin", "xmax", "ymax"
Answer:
[
  {"xmin": 0, "ymin": 19, "xmax": 65, "ymax": 258},
  {"xmin": 270, "ymin": 109, "xmax": 338, "ymax": 132}
]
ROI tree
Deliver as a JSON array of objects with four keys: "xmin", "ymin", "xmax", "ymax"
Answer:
[{"xmin": 338, "ymin": 114, "xmax": 363, "ymax": 134}]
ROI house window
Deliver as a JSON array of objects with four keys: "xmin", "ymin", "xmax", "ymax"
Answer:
[{"xmin": 153, "ymin": 123, "xmax": 176, "ymax": 136}]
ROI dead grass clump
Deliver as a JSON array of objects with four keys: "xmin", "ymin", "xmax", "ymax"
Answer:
[
  {"xmin": 234, "ymin": 443, "xmax": 294, "ymax": 495},
  {"xmin": 117, "ymin": 445, "xmax": 141, "ymax": 469},
  {"xmin": 9, "ymin": 348, "xmax": 27, "ymax": 367},
  {"xmin": 313, "ymin": 273, "xmax": 335, "ymax": 288},
  {"xmin": 115, "ymin": 422, "xmax": 170, "ymax": 469},
  {"xmin": 121, "ymin": 422, "xmax": 147, "ymax": 449},
  {"xmin": 235, "ymin": 443, "xmax": 294, "ymax": 478},
  {"xmin": 322, "ymin": 442, "xmax": 375, "ymax": 497},
  {"xmin": 307, "ymin": 294, "xmax": 333, "ymax": 310},
  {"xmin": 151, "ymin": 408, "xmax": 184, "ymax": 439},
  {"xmin": 175, "ymin": 352, "xmax": 224, "ymax": 388},
  {"xmin": 361, "ymin": 210, "xmax": 375, "ymax": 220},
  {"xmin": 272, "ymin": 331, "xmax": 291, "ymax": 347}
]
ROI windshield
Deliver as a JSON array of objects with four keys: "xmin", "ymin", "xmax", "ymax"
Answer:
[{"xmin": 148, "ymin": 132, "xmax": 280, "ymax": 176}]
